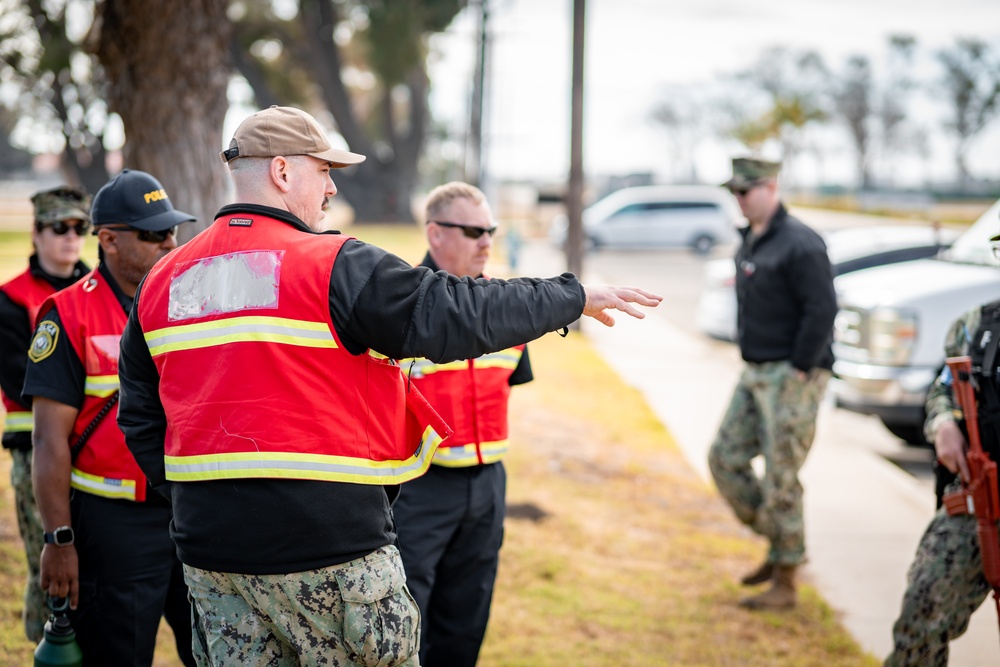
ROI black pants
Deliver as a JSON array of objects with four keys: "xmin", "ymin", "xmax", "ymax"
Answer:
[
  {"xmin": 393, "ymin": 462, "xmax": 506, "ymax": 667},
  {"xmin": 69, "ymin": 491, "xmax": 195, "ymax": 667}
]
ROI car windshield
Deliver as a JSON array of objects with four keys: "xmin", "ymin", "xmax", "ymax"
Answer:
[{"xmin": 939, "ymin": 198, "xmax": 1000, "ymax": 267}]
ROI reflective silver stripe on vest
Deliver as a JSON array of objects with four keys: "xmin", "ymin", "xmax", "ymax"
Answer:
[
  {"xmin": 144, "ymin": 316, "xmax": 336, "ymax": 356},
  {"xmin": 164, "ymin": 426, "xmax": 444, "ymax": 485},
  {"xmin": 4, "ymin": 411, "xmax": 32, "ymax": 433},
  {"xmin": 84, "ymin": 375, "xmax": 120, "ymax": 397}
]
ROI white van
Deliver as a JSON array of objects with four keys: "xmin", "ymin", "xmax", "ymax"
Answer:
[
  {"xmin": 550, "ymin": 185, "xmax": 743, "ymax": 254},
  {"xmin": 831, "ymin": 199, "xmax": 1000, "ymax": 444}
]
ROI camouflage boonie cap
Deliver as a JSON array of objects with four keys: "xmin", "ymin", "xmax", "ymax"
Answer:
[
  {"xmin": 722, "ymin": 157, "xmax": 782, "ymax": 190},
  {"xmin": 31, "ymin": 185, "xmax": 92, "ymax": 225}
]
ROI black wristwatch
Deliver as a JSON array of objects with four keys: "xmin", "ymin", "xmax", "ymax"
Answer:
[{"xmin": 43, "ymin": 526, "xmax": 74, "ymax": 547}]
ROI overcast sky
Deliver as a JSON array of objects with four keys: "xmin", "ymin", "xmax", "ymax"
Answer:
[{"xmin": 428, "ymin": 0, "xmax": 1000, "ymax": 188}]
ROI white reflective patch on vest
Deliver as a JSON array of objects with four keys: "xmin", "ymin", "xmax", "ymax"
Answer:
[{"xmin": 168, "ymin": 250, "xmax": 283, "ymax": 321}]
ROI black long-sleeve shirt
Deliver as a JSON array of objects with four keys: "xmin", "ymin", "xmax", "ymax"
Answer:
[
  {"xmin": 0, "ymin": 254, "xmax": 88, "ymax": 449},
  {"xmin": 117, "ymin": 204, "xmax": 584, "ymax": 574},
  {"xmin": 734, "ymin": 203, "xmax": 837, "ymax": 371}
]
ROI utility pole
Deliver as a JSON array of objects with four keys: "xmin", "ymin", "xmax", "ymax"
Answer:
[
  {"xmin": 567, "ymin": 0, "xmax": 586, "ymax": 279},
  {"xmin": 468, "ymin": 0, "xmax": 489, "ymax": 187}
]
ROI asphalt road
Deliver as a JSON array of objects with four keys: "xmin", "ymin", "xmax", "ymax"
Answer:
[{"xmin": 561, "ymin": 235, "xmax": 938, "ymax": 490}]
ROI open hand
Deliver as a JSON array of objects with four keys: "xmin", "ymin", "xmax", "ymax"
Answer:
[{"xmin": 582, "ymin": 285, "xmax": 663, "ymax": 327}]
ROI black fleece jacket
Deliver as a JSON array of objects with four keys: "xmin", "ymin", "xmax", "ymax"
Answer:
[
  {"xmin": 117, "ymin": 204, "xmax": 585, "ymax": 574},
  {"xmin": 734, "ymin": 203, "xmax": 837, "ymax": 372}
]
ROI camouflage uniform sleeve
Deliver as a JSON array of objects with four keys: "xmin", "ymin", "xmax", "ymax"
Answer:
[{"xmin": 924, "ymin": 307, "xmax": 980, "ymax": 442}]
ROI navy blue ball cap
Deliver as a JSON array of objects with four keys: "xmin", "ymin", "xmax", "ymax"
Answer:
[{"xmin": 91, "ymin": 169, "xmax": 196, "ymax": 232}]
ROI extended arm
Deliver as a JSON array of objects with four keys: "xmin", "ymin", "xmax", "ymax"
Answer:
[{"xmin": 332, "ymin": 240, "xmax": 660, "ymax": 362}]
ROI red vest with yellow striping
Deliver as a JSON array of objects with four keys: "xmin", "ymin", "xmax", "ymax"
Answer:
[
  {"xmin": 136, "ymin": 212, "xmax": 450, "ymax": 485},
  {"xmin": 39, "ymin": 269, "xmax": 147, "ymax": 501},
  {"xmin": 401, "ymin": 345, "xmax": 523, "ymax": 467},
  {"xmin": 1, "ymin": 268, "xmax": 56, "ymax": 436}
]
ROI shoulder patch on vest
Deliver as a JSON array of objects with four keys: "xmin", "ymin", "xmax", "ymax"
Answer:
[
  {"xmin": 228, "ymin": 218, "xmax": 253, "ymax": 227},
  {"xmin": 28, "ymin": 321, "xmax": 60, "ymax": 363}
]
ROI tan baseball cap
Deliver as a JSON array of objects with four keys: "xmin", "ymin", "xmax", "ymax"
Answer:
[{"xmin": 220, "ymin": 106, "xmax": 366, "ymax": 168}]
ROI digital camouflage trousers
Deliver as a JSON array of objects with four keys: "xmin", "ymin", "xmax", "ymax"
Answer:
[
  {"xmin": 185, "ymin": 544, "xmax": 421, "ymax": 667},
  {"xmin": 708, "ymin": 361, "xmax": 830, "ymax": 566},
  {"xmin": 10, "ymin": 447, "xmax": 46, "ymax": 643},
  {"xmin": 884, "ymin": 487, "xmax": 997, "ymax": 667}
]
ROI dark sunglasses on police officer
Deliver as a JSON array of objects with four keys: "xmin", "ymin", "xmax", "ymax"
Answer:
[
  {"xmin": 101, "ymin": 225, "xmax": 178, "ymax": 244},
  {"xmin": 36, "ymin": 220, "xmax": 92, "ymax": 236},
  {"xmin": 427, "ymin": 220, "xmax": 498, "ymax": 240}
]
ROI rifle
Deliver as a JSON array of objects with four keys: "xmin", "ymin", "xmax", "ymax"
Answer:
[{"xmin": 943, "ymin": 356, "xmax": 1000, "ymax": 640}]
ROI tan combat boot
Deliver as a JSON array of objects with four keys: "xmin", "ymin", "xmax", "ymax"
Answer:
[
  {"xmin": 738, "ymin": 565, "xmax": 797, "ymax": 610},
  {"xmin": 740, "ymin": 560, "xmax": 774, "ymax": 586}
]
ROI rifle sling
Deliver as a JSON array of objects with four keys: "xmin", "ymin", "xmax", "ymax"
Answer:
[{"xmin": 69, "ymin": 391, "xmax": 120, "ymax": 463}]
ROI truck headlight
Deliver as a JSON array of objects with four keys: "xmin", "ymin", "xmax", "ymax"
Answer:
[{"xmin": 868, "ymin": 308, "xmax": 918, "ymax": 365}]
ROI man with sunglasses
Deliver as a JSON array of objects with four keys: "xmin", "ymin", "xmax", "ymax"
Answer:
[
  {"xmin": 22, "ymin": 170, "xmax": 196, "ymax": 666},
  {"xmin": 392, "ymin": 181, "xmax": 526, "ymax": 666},
  {"xmin": 707, "ymin": 157, "xmax": 837, "ymax": 611},
  {"xmin": 114, "ymin": 105, "xmax": 660, "ymax": 666},
  {"xmin": 0, "ymin": 185, "xmax": 91, "ymax": 642}
]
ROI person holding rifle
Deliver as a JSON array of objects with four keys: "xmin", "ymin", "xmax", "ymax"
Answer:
[{"xmin": 885, "ymin": 232, "xmax": 1000, "ymax": 665}]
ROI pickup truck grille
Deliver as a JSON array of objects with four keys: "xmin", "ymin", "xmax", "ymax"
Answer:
[{"xmin": 833, "ymin": 305, "xmax": 917, "ymax": 366}]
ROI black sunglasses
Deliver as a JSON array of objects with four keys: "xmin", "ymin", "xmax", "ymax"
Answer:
[
  {"xmin": 730, "ymin": 180, "xmax": 766, "ymax": 197},
  {"xmin": 102, "ymin": 225, "xmax": 178, "ymax": 243},
  {"xmin": 36, "ymin": 220, "xmax": 91, "ymax": 236},
  {"xmin": 427, "ymin": 220, "xmax": 498, "ymax": 239}
]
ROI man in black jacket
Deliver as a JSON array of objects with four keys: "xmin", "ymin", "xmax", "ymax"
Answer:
[
  {"xmin": 707, "ymin": 157, "xmax": 837, "ymax": 611},
  {"xmin": 116, "ymin": 105, "xmax": 661, "ymax": 666}
]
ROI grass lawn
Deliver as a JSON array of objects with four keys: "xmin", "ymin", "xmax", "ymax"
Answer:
[{"xmin": 0, "ymin": 224, "xmax": 879, "ymax": 666}]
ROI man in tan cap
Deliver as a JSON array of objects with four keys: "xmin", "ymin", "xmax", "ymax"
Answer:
[
  {"xmin": 0, "ymin": 185, "xmax": 91, "ymax": 642},
  {"xmin": 708, "ymin": 156, "xmax": 837, "ymax": 610},
  {"xmin": 116, "ymin": 105, "xmax": 662, "ymax": 665}
]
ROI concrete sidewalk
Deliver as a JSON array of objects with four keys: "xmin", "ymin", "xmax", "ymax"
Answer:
[{"xmin": 519, "ymin": 240, "xmax": 997, "ymax": 666}]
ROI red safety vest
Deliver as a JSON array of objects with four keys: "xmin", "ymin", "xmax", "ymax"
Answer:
[
  {"xmin": 0, "ymin": 268, "xmax": 55, "ymax": 435},
  {"xmin": 136, "ymin": 212, "xmax": 450, "ymax": 485},
  {"xmin": 39, "ymin": 269, "xmax": 148, "ymax": 501},
  {"xmin": 402, "ymin": 346, "xmax": 523, "ymax": 467}
]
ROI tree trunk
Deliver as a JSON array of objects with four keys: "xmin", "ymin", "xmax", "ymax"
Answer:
[{"xmin": 94, "ymin": 0, "xmax": 231, "ymax": 241}]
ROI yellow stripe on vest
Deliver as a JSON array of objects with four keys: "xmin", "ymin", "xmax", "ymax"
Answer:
[
  {"xmin": 144, "ymin": 316, "xmax": 337, "ymax": 356},
  {"xmin": 4, "ymin": 411, "xmax": 32, "ymax": 433},
  {"xmin": 402, "ymin": 349, "xmax": 522, "ymax": 377},
  {"xmin": 164, "ymin": 426, "xmax": 445, "ymax": 485},
  {"xmin": 84, "ymin": 375, "xmax": 120, "ymax": 398},
  {"xmin": 70, "ymin": 468, "xmax": 137, "ymax": 501},
  {"xmin": 432, "ymin": 439, "xmax": 509, "ymax": 467}
]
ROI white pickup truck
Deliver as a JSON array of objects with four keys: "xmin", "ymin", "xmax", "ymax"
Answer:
[{"xmin": 831, "ymin": 199, "xmax": 1000, "ymax": 444}]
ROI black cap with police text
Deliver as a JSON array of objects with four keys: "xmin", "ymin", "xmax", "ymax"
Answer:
[{"xmin": 91, "ymin": 169, "xmax": 196, "ymax": 232}]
